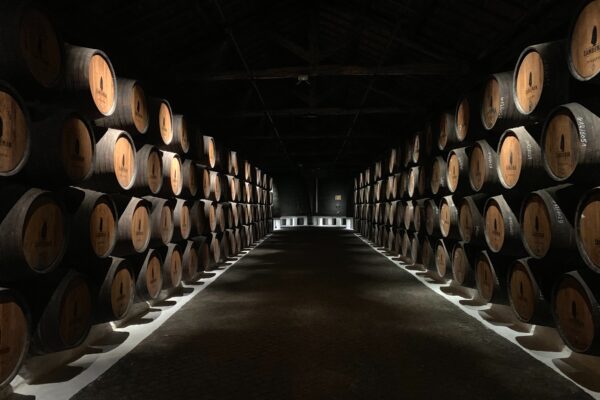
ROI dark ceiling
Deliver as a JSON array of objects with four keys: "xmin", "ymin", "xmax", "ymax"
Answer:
[{"xmin": 46, "ymin": 0, "xmax": 579, "ymax": 176}]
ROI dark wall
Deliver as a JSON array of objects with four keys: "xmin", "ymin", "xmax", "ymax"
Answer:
[
  {"xmin": 273, "ymin": 173, "xmax": 352, "ymax": 217},
  {"xmin": 317, "ymin": 177, "xmax": 352, "ymax": 216}
]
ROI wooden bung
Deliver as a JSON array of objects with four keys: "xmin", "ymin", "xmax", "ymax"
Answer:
[
  {"xmin": 62, "ymin": 187, "xmax": 117, "ymax": 259},
  {"xmin": 95, "ymin": 78, "xmax": 149, "ymax": 135},
  {"xmin": 497, "ymin": 125, "xmax": 551, "ymax": 190},
  {"xmin": 0, "ymin": 287, "xmax": 30, "ymax": 387},
  {"xmin": 484, "ymin": 194, "xmax": 527, "ymax": 256},
  {"xmin": 25, "ymin": 110, "xmax": 95, "ymax": 186},
  {"xmin": 446, "ymin": 147, "xmax": 469, "ymax": 194},
  {"xmin": 0, "ymin": 2, "xmax": 63, "ymax": 90},
  {"xmin": 143, "ymin": 196, "xmax": 175, "ymax": 247},
  {"xmin": 475, "ymin": 250, "xmax": 511, "ymax": 304},
  {"xmin": 147, "ymin": 98, "xmax": 173, "ymax": 147},
  {"xmin": 469, "ymin": 139, "xmax": 500, "ymax": 193},
  {"xmin": 521, "ymin": 184, "xmax": 583, "ymax": 259},
  {"xmin": 480, "ymin": 71, "xmax": 532, "ymax": 133},
  {"xmin": 439, "ymin": 195, "xmax": 461, "ymax": 240},
  {"xmin": 111, "ymin": 195, "xmax": 151, "ymax": 257},
  {"xmin": 83, "ymin": 128, "xmax": 136, "ymax": 192},
  {"xmin": 552, "ymin": 269, "xmax": 600, "ymax": 354},
  {"xmin": 132, "ymin": 248, "xmax": 163, "ymax": 302},
  {"xmin": 513, "ymin": 41, "xmax": 569, "ymax": 118},
  {"xmin": 541, "ymin": 103, "xmax": 600, "ymax": 182},
  {"xmin": 0, "ymin": 186, "xmax": 66, "ymax": 279},
  {"xmin": 508, "ymin": 258, "xmax": 554, "ymax": 326},
  {"xmin": 0, "ymin": 82, "xmax": 30, "ymax": 176},
  {"xmin": 63, "ymin": 44, "xmax": 117, "ymax": 118},
  {"xmin": 458, "ymin": 194, "xmax": 487, "ymax": 245},
  {"xmin": 451, "ymin": 242, "xmax": 477, "ymax": 287},
  {"xmin": 575, "ymin": 186, "xmax": 600, "ymax": 273},
  {"xmin": 568, "ymin": 0, "xmax": 600, "ymax": 83},
  {"xmin": 132, "ymin": 144, "xmax": 163, "ymax": 195}
]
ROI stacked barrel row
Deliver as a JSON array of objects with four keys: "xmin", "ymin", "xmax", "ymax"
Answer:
[
  {"xmin": 355, "ymin": 0, "xmax": 600, "ymax": 359},
  {"xmin": 0, "ymin": 1, "xmax": 274, "ymax": 389}
]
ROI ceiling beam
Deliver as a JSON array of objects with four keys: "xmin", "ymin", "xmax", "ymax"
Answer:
[
  {"xmin": 187, "ymin": 63, "xmax": 464, "ymax": 81},
  {"xmin": 203, "ymin": 106, "xmax": 421, "ymax": 118}
]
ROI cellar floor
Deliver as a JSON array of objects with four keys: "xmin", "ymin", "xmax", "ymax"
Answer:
[{"xmin": 72, "ymin": 228, "xmax": 589, "ymax": 400}]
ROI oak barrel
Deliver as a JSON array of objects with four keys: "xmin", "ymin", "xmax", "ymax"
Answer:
[
  {"xmin": 160, "ymin": 151, "xmax": 183, "ymax": 197},
  {"xmin": 173, "ymin": 199, "xmax": 194, "ymax": 241},
  {"xmin": 446, "ymin": 147, "xmax": 469, "ymax": 194},
  {"xmin": 575, "ymin": 186, "xmax": 600, "ymax": 273},
  {"xmin": 93, "ymin": 257, "xmax": 135, "ymax": 322},
  {"xmin": 439, "ymin": 196, "xmax": 461, "ymax": 240},
  {"xmin": 425, "ymin": 198, "xmax": 441, "ymax": 237},
  {"xmin": 434, "ymin": 238, "xmax": 453, "ymax": 280},
  {"xmin": 438, "ymin": 111, "xmax": 458, "ymax": 151},
  {"xmin": 182, "ymin": 240, "xmax": 200, "ymax": 283},
  {"xmin": 0, "ymin": 288, "xmax": 30, "ymax": 387},
  {"xmin": 0, "ymin": 82, "xmax": 31, "ymax": 176},
  {"xmin": 143, "ymin": 196, "xmax": 175, "ymax": 247},
  {"xmin": 133, "ymin": 248, "xmax": 163, "ymax": 302},
  {"xmin": 95, "ymin": 78, "xmax": 149, "ymax": 135},
  {"xmin": 568, "ymin": 0, "xmax": 600, "ymax": 83},
  {"xmin": 147, "ymin": 98, "xmax": 173, "ymax": 147},
  {"xmin": 430, "ymin": 156, "xmax": 449, "ymax": 196},
  {"xmin": 475, "ymin": 251, "xmax": 511, "ymax": 304},
  {"xmin": 484, "ymin": 194, "xmax": 526, "ymax": 256},
  {"xmin": 480, "ymin": 72, "xmax": 531, "ymax": 133},
  {"xmin": 131, "ymin": 144, "xmax": 163, "ymax": 195},
  {"xmin": 111, "ymin": 196, "xmax": 151, "ymax": 256},
  {"xmin": 469, "ymin": 139, "xmax": 500, "ymax": 193},
  {"xmin": 458, "ymin": 194, "xmax": 487, "ymax": 245},
  {"xmin": 451, "ymin": 242, "xmax": 477, "ymax": 287},
  {"xmin": 508, "ymin": 258, "xmax": 554, "ymax": 326},
  {"xmin": 161, "ymin": 243, "xmax": 183, "ymax": 289}
]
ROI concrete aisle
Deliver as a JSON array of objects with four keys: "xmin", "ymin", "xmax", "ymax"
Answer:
[{"xmin": 73, "ymin": 228, "xmax": 589, "ymax": 400}]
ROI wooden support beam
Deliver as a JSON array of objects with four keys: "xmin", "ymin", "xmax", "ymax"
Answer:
[{"xmin": 187, "ymin": 63, "xmax": 464, "ymax": 81}]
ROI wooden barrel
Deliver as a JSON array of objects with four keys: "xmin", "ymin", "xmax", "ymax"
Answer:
[
  {"xmin": 388, "ymin": 147, "xmax": 400, "ymax": 175},
  {"xmin": 425, "ymin": 198, "xmax": 441, "ymax": 237},
  {"xmin": 407, "ymin": 166, "xmax": 420, "ymax": 198},
  {"xmin": 458, "ymin": 194, "xmax": 487, "ymax": 245},
  {"xmin": 255, "ymin": 167, "xmax": 263, "ymax": 186},
  {"xmin": 205, "ymin": 233, "xmax": 220, "ymax": 268},
  {"xmin": 400, "ymin": 231, "xmax": 412, "ymax": 261},
  {"xmin": 373, "ymin": 160, "xmax": 383, "ymax": 181},
  {"xmin": 225, "ymin": 229, "xmax": 238, "ymax": 256},
  {"xmin": 410, "ymin": 131, "xmax": 422, "ymax": 165},
  {"xmin": 385, "ymin": 175, "xmax": 397, "ymax": 201},
  {"xmin": 181, "ymin": 240, "xmax": 200, "ymax": 282},
  {"xmin": 28, "ymin": 270, "xmax": 92, "ymax": 354},
  {"xmin": 484, "ymin": 195, "xmax": 526, "ymax": 256},
  {"xmin": 93, "ymin": 257, "xmax": 135, "ymax": 322},
  {"xmin": 0, "ymin": 2, "xmax": 63, "ymax": 90},
  {"xmin": 0, "ymin": 287, "xmax": 30, "ymax": 387},
  {"xmin": 497, "ymin": 125, "xmax": 550, "ymax": 190},
  {"xmin": 430, "ymin": 156, "xmax": 449, "ymax": 196},
  {"xmin": 508, "ymin": 258, "xmax": 554, "ymax": 326},
  {"xmin": 173, "ymin": 199, "xmax": 194, "ymax": 241},
  {"xmin": 439, "ymin": 196, "xmax": 461, "ymax": 240},
  {"xmin": 475, "ymin": 251, "xmax": 511, "ymax": 304},
  {"xmin": 161, "ymin": 243, "xmax": 183, "ymax": 289},
  {"xmin": 398, "ymin": 170, "xmax": 408, "ymax": 199},
  {"xmin": 194, "ymin": 236, "xmax": 211, "ymax": 272},
  {"xmin": 513, "ymin": 41, "xmax": 569, "ymax": 118},
  {"xmin": 413, "ymin": 200, "xmax": 425, "ymax": 233},
  {"xmin": 24, "ymin": 110, "xmax": 94, "ymax": 185},
  {"xmin": 480, "ymin": 72, "xmax": 531, "ymax": 133},
  {"xmin": 133, "ymin": 248, "xmax": 163, "ymax": 302},
  {"xmin": 180, "ymin": 159, "xmax": 199, "ymax": 198},
  {"xmin": 112, "ymin": 196, "xmax": 151, "ymax": 256},
  {"xmin": 541, "ymin": 103, "xmax": 600, "ymax": 182},
  {"xmin": 227, "ymin": 150, "xmax": 239, "ymax": 176},
  {"xmin": 454, "ymin": 93, "xmax": 482, "ymax": 144},
  {"xmin": 132, "ymin": 144, "xmax": 163, "ymax": 195},
  {"xmin": 84, "ymin": 128, "xmax": 136, "ymax": 192},
  {"xmin": 165, "ymin": 114, "xmax": 190, "ymax": 154},
  {"xmin": 446, "ymin": 147, "xmax": 469, "ymax": 194},
  {"xmin": 521, "ymin": 184, "xmax": 582, "ymax": 259},
  {"xmin": 0, "ymin": 186, "xmax": 66, "ymax": 279},
  {"xmin": 410, "ymin": 233, "xmax": 422, "ymax": 265},
  {"xmin": 228, "ymin": 175, "xmax": 241, "ymax": 202},
  {"xmin": 451, "ymin": 242, "xmax": 477, "ymax": 287},
  {"xmin": 0, "ymin": 82, "xmax": 31, "ymax": 176},
  {"xmin": 575, "ymin": 186, "xmax": 600, "ymax": 273},
  {"xmin": 95, "ymin": 78, "xmax": 149, "ymax": 135},
  {"xmin": 417, "ymin": 165, "xmax": 428, "ymax": 197},
  {"xmin": 243, "ymin": 160, "xmax": 253, "ymax": 182},
  {"xmin": 196, "ymin": 200, "xmax": 217, "ymax": 234},
  {"xmin": 421, "ymin": 236, "xmax": 435, "ymax": 270},
  {"xmin": 438, "ymin": 111, "xmax": 459, "ymax": 151},
  {"xmin": 62, "ymin": 188, "xmax": 117, "ymax": 259},
  {"xmin": 423, "ymin": 120, "xmax": 435, "ymax": 157},
  {"xmin": 552, "ymin": 269, "xmax": 600, "ymax": 354},
  {"xmin": 469, "ymin": 139, "xmax": 500, "ymax": 193},
  {"xmin": 160, "ymin": 151, "xmax": 183, "ymax": 197},
  {"xmin": 402, "ymin": 135, "xmax": 413, "ymax": 168},
  {"xmin": 215, "ymin": 203, "xmax": 227, "ymax": 233},
  {"xmin": 434, "ymin": 238, "xmax": 453, "ymax": 280},
  {"xmin": 568, "ymin": 0, "xmax": 600, "ymax": 83},
  {"xmin": 147, "ymin": 98, "xmax": 173, "ymax": 147},
  {"xmin": 203, "ymin": 169, "xmax": 222, "ymax": 201},
  {"xmin": 403, "ymin": 200, "xmax": 415, "ymax": 231},
  {"xmin": 63, "ymin": 44, "xmax": 117, "ymax": 118},
  {"xmin": 144, "ymin": 197, "xmax": 174, "ymax": 247}
]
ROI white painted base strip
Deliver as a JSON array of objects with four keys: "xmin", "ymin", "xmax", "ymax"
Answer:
[
  {"xmin": 11, "ymin": 237, "xmax": 269, "ymax": 400},
  {"xmin": 357, "ymin": 234, "xmax": 600, "ymax": 400}
]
